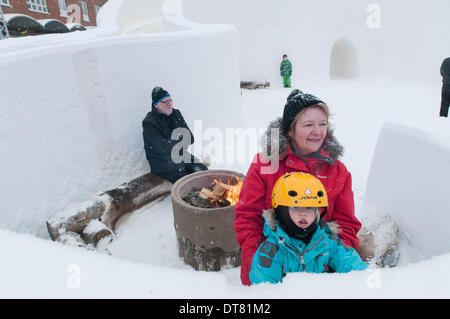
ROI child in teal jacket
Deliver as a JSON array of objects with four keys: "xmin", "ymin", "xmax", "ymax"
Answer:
[{"xmin": 249, "ymin": 172, "xmax": 368, "ymax": 285}]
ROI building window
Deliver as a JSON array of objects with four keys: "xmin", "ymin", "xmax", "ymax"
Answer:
[
  {"xmin": 1, "ymin": 0, "xmax": 11, "ymax": 7},
  {"xmin": 80, "ymin": 1, "xmax": 89, "ymax": 22},
  {"xmin": 58, "ymin": 0, "xmax": 68, "ymax": 17},
  {"xmin": 26, "ymin": 0, "xmax": 49, "ymax": 14}
]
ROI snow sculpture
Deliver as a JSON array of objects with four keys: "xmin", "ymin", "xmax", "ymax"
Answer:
[{"xmin": 96, "ymin": 0, "xmax": 164, "ymax": 35}]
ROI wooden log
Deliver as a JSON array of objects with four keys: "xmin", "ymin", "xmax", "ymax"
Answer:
[
  {"xmin": 356, "ymin": 218, "xmax": 400, "ymax": 267},
  {"xmin": 55, "ymin": 231, "xmax": 87, "ymax": 248},
  {"xmin": 81, "ymin": 219, "xmax": 114, "ymax": 247},
  {"xmin": 240, "ymin": 81, "xmax": 270, "ymax": 90},
  {"xmin": 379, "ymin": 221, "xmax": 400, "ymax": 267},
  {"xmin": 47, "ymin": 199, "xmax": 107, "ymax": 240},
  {"xmin": 47, "ymin": 172, "xmax": 172, "ymax": 241},
  {"xmin": 99, "ymin": 172, "xmax": 172, "ymax": 230},
  {"xmin": 356, "ymin": 227, "xmax": 375, "ymax": 261},
  {"xmin": 199, "ymin": 188, "xmax": 230, "ymax": 206},
  {"xmin": 212, "ymin": 183, "xmax": 226, "ymax": 197}
]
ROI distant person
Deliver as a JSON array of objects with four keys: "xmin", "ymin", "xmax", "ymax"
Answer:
[
  {"xmin": 142, "ymin": 87, "xmax": 208, "ymax": 183},
  {"xmin": 440, "ymin": 57, "xmax": 450, "ymax": 117},
  {"xmin": 280, "ymin": 54, "xmax": 293, "ymax": 88},
  {"xmin": 249, "ymin": 172, "xmax": 368, "ymax": 285}
]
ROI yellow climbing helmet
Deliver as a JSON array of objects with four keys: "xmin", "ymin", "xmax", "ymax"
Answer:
[{"xmin": 272, "ymin": 172, "xmax": 328, "ymax": 208}]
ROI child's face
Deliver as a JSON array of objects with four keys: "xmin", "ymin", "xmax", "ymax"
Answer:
[{"xmin": 288, "ymin": 207, "xmax": 316, "ymax": 229}]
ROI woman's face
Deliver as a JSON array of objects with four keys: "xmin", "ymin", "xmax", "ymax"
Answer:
[{"xmin": 290, "ymin": 106, "xmax": 328, "ymax": 155}]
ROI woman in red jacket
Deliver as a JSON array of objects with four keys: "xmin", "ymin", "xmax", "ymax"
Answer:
[{"xmin": 234, "ymin": 89, "xmax": 362, "ymax": 285}]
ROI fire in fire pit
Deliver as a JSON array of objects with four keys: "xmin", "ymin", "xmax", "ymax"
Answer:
[
  {"xmin": 182, "ymin": 177, "xmax": 243, "ymax": 208},
  {"xmin": 171, "ymin": 170, "xmax": 245, "ymax": 271}
]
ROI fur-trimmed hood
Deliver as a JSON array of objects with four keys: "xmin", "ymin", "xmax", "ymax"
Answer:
[{"xmin": 260, "ymin": 117, "xmax": 344, "ymax": 163}]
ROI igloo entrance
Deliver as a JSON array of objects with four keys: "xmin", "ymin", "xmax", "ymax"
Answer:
[{"xmin": 329, "ymin": 38, "xmax": 359, "ymax": 79}]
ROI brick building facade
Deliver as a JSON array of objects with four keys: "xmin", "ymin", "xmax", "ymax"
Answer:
[{"xmin": 1, "ymin": 0, "xmax": 108, "ymax": 28}]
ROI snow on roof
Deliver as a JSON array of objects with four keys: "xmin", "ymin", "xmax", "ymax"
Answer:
[
  {"xmin": 4, "ymin": 13, "xmax": 37, "ymax": 22},
  {"xmin": 65, "ymin": 23, "xmax": 87, "ymax": 31},
  {"xmin": 38, "ymin": 19, "xmax": 70, "ymax": 32},
  {"xmin": 4, "ymin": 14, "xmax": 80, "ymax": 32},
  {"xmin": 38, "ymin": 19, "xmax": 64, "ymax": 26},
  {"xmin": 3, "ymin": 13, "xmax": 41, "ymax": 25}
]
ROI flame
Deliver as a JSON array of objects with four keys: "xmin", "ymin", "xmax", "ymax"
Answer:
[{"xmin": 213, "ymin": 177, "xmax": 243, "ymax": 206}]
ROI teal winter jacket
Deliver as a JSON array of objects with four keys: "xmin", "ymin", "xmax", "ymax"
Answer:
[{"xmin": 249, "ymin": 211, "xmax": 368, "ymax": 285}]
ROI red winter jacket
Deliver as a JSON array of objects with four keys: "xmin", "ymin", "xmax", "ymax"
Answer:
[{"xmin": 234, "ymin": 119, "xmax": 361, "ymax": 285}]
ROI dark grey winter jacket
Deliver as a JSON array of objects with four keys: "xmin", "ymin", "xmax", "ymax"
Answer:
[
  {"xmin": 142, "ymin": 107, "xmax": 194, "ymax": 173},
  {"xmin": 441, "ymin": 57, "xmax": 450, "ymax": 84}
]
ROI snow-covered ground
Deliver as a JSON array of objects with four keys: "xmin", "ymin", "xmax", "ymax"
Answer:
[{"xmin": 1, "ymin": 82, "xmax": 449, "ymax": 298}]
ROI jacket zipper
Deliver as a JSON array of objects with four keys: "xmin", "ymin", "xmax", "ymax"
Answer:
[{"xmin": 284, "ymin": 236, "xmax": 326, "ymax": 272}]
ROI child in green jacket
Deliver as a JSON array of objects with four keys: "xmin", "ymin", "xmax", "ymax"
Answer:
[{"xmin": 280, "ymin": 54, "xmax": 293, "ymax": 88}]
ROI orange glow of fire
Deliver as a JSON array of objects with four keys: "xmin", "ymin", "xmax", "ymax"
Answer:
[{"xmin": 213, "ymin": 177, "xmax": 243, "ymax": 206}]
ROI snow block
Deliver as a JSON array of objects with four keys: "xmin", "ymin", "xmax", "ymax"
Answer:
[
  {"xmin": 96, "ymin": 0, "xmax": 164, "ymax": 35},
  {"xmin": 363, "ymin": 121, "xmax": 450, "ymax": 259}
]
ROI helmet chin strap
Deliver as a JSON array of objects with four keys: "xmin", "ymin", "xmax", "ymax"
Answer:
[{"xmin": 320, "ymin": 207, "xmax": 327, "ymax": 218}]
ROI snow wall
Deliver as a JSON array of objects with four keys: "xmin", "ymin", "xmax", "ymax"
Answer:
[
  {"xmin": 184, "ymin": 0, "xmax": 450, "ymax": 85},
  {"xmin": 363, "ymin": 121, "xmax": 450, "ymax": 259},
  {"xmin": 0, "ymin": 2, "xmax": 240, "ymax": 238}
]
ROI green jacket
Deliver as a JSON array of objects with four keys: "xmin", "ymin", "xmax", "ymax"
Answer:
[{"xmin": 280, "ymin": 60, "xmax": 293, "ymax": 76}]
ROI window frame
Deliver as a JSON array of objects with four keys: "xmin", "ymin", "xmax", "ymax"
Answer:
[
  {"xmin": 26, "ymin": 0, "xmax": 49, "ymax": 14},
  {"xmin": 0, "ymin": 0, "xmax": 12, "ymax": 7},
  {"xmin": 58, "ymin": 0, "xmax": 68, "ymax": 17},
  {"xmin": 80, "ymin": 1, "xmax": 89, "ymax": 22}
]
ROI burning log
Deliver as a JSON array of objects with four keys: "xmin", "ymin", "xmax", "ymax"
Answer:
[
  {"xmin": 197, "ymin": 179, "xmax": 244, "ymax": 207},
  {"xmin": 198, "ymin": 183, "xmax": 230, "ymax": 207},
  {"xmin": 182, "ymin": 178, "xmax": 243, "ymax": 209},
  {"xmin": 212, "ymin": 182, "xmax": 226, "ymax": 197}
]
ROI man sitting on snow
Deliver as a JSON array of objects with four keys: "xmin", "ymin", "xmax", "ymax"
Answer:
[{"xmin": 142, "ymin": 87, "xmax": 208, "ymax": 183}]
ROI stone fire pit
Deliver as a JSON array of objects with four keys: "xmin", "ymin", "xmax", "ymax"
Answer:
[{"xmin": 171, "ymin": 169, "xmax": 245, "ymax": 271}]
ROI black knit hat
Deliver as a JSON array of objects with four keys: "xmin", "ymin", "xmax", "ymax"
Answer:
[
  {"xmin": 152, "ymin": 86, "xmax": 171, "ymax": 106},
  {"xmin": 281, "ymin": 89, "xmax": 325, "ymax": 133}
]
